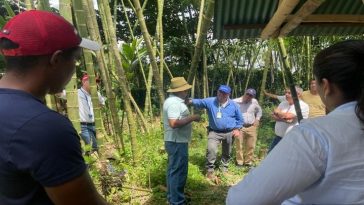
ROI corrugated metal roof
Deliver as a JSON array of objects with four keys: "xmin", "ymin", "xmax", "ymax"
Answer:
[{"xmin": 213, "ymin": 0, "xmax": 364, "ymax": 39}]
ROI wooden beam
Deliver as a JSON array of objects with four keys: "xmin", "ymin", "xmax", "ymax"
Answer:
[
  {"xmin": 299, "ymin": 22, "xmax": 364, "ymax": 27},
  {"xmin": 286, "ymin": 14, "xmax": 364, "ymax": 23},
  {"xmin": 260, "ymin": 0, "xmax": 300, "ymax": 39},
  {"xmin": 224, "ymin": 22, "xmax": 364, "ymax": 31},
  {"xmin": 279, "ymin": 0, "xmax": 326, "ymax": 37}
]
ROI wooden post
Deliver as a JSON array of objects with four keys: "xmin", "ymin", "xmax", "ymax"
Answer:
[{"xmin": 277, "ymin": 38, "xmax": 303, "ymax": 122}]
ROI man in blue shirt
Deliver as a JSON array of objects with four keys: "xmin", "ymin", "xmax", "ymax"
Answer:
[
  {"xmin": 0, "ymin": 10, "xmax": 107, "ymax": 205},
  {"xmin": 187, "ymin": 85, "xmax": 243, "ymax": 180}
]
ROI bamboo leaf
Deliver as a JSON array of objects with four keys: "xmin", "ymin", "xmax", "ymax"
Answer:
[
  {"xmin": 3, "ymin": 0, "xmax": 16, "ymax": 17},
  {"xmin": 0, "ymin": 15, "xmax": 6, "ymax": 27},
  {"xmin": 122, "ymin": 43, "xmax": 135, "ymax": 61}
]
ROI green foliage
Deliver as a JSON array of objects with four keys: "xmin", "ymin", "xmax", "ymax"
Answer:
[
  {"xmin": 0, "ymin": 15, "xmax": 6, "ymax": 26},
  {"xmin": 256, "ymin": 105, "xmax": 276, "ymax": 156},
  {"xmin": 92, "ymin": 114, "xmax": 276, "ymax": 204},
  {"xmin": 1, "ymin": 0, "xmax": 15, "ymax": 18}
]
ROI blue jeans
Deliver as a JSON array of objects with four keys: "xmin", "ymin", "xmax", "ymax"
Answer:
[
  {"xmin": 268, "ymin": 136, "xmax": 282, "ymax": 153},
  {"xmin": 165, "ymin": 141, "xmax": 188, "ymax": 205},
  {"xmin": 80, "ymin": 124, "xmax": 98, "ymax": 152}
]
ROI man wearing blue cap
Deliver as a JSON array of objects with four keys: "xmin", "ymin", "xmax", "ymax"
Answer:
[
  {"xmin": 233, "ymin": 88, "xmax": 262, "ymax": 167},
  {"xmin": 186, "ymin": 85, "xmax": 243, "ymax": 180}
]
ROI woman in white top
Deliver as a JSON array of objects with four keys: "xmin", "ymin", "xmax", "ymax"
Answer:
[{"xmin": 226, "ymin": 40, "xmax": 364, "ymax": 205}]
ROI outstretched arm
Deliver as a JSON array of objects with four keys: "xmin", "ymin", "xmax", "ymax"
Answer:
[
  {"xmin": 264, "ymin": 90, "xmax": 279, "ymax": 99},
  {"xmin": 264, "ymin": 90, "xmax": 286, "ymax": 102}
]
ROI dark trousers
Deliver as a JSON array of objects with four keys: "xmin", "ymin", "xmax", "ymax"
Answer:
[
  {"xmin": 268, "ymin": 136, "xmax": 282, "ymax": 153},
  {"xmin": 206, "ymin": 131, "xmax": 234, "ymax": 172}
]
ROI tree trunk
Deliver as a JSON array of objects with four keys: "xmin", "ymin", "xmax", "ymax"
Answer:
[
  {"xmin": 45, "ymin": 94, "xmax": 57, "ymax": 110},
  {"xmin": 23, "ymin": 0, "xmax": 34, "ymax": 9},
  {"xmin": 83, "ymin": 0, "xmax": 126, "ymax": 151},
  {"xmin": 73, "ymin": 0, "xmax": 105, "ymax": 138},
  {"xmin": 305, "ymin": 36, "xmax": 312, "ymax": 83},
  {"xmin": 156, "ymin": 0, "xmax": 164, "ymax": 90},
  {"xmin": 144, "ymin": 65, "xmax": 153, "ymax": 118},
  {"xmin": 202, "ymin": 45, "xmax": 208, "ymax": 98},
  {"xmin": 132, "ymin": 0, "xmax": 165, "ymax": 105},
  {"xmin": 187, "ymin": 0, "xmax": 215, "ymax": 84},
  {"xmin": 37, "ymin": 0, "xmax": 51, "ymax": 10},
  {"xmin": 243, "ymin": 45, "xmax": 262, "ymax": 91},
  {"xmin": 59, "ymin": 0, "xmax": 81, "ymax": 132},
  {"xmin": 98, "ymin": 0, "xmax": 139, "ymax": 163},
  {"xmin": 277, "ymin": 37, "xmax": 303, "ymax": 122},
  {"xmin": 259, "ymin": 44, "xmax": 272, "ymax": 102}
]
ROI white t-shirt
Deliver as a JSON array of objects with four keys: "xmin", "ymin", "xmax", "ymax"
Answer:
[
  {"xmin": 277, "ymin": 95, "xmax": 286, "ymax": 102},
  {"xmin": 226, "ymin": 102, "xmax": 364, "ymax": 205},
  {"xmin": 78, "ymin": 88, "xmax": 95, "ymax": 123},
  {"xmin": 274, "ymin": 100, "xmax": 309, "ymax": 137}
]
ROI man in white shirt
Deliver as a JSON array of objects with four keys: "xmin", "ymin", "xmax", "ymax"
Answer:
[
  {"xmin": 233, "ymin": 88, "xmax": 262, "ymax": 167},
  {"xmin": 269, "ymin": 86, "xmax": 309, "ymax": 152},
  {"xmin": 78, "ymin": 74, "xmax": 105, "ymax": 154}
]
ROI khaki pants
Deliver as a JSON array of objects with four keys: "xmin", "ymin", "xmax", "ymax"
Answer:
[{"xmin": 235, "ymin": 125, "xmax": 257, "ymax": 165}]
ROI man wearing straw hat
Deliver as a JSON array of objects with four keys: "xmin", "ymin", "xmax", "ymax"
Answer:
[{"xmin": 163, "ymin": 77, "xmax": 200, "ymax": 205}]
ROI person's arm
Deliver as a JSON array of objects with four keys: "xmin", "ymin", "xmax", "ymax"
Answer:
[
  {"xmin": 232, "ymin": 105, "xmax": 244, "ymax": 137},
  {"xmin": 97, "ymin": 92, "xmax": 106, "ymax": 106},
  {"xmin": 189, "ymin": 98, "xmax": 208, "ymax": 109},
  {"xmin": 45, "ymin": 171, "xmax": 108, "ymax": 205},
  {"xmin": 264, "ymin": 90, "xmax": 279, "ymax": 99},
  {"xmin": 254, "ymin": 102, "xmax": 263, "ymax": 126},
  {"xmin": 169, "ymin": 114, "xmax": 200, "ymax": 128},
  {"xmin": 273, "ymin": 107, "xmax": 296, "ymax": 123},
  {"xmin": 226, "ymin": 125, "xmax": 326, "ymax": 205}
]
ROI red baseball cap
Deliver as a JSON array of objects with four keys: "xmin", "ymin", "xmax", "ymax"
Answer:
[
  {"xmin": 81, "ymin": 74, "xmax": 89, "ymax": 81},
  {"xmin": 0, "ymin": 10, "xmax": 100, "ymax": 56}
]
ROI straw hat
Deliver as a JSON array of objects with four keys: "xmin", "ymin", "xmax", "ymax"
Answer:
[{"xmin": 167, "ymin": 77, "xmax": 192, "ymax": 92}]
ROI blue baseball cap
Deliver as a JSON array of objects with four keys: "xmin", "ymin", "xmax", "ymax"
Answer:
[
  {"xmin": 218, "ymin": 85, "xmax": 231, "ymax": 94},
  {"xmin": 245, "ymin": 88, "xmax": 256, "ymax": 97}
]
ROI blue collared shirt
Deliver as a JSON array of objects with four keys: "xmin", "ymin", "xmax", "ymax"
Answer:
[{"xmin": 192, "ymin": 97, "xmax": 243, "ymax": 131}]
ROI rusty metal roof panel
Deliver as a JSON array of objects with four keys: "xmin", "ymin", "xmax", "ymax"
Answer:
[{"xmin": 214, "ymin": 0, "xmax": 364, "ymax": 39}]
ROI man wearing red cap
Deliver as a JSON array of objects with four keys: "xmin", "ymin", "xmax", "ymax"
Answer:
[
  {"xmin": 78, "ymin": 73, "xmax": 105, "ymax": 154},
  {"xmin": 0, "ymin": 10, "xmax": 107, "ymax": 205}
]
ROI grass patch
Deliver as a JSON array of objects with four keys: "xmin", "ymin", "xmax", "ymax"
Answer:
[{"xmin": 91, "ymin": 111, "xmax": 275, "ymax": 204}]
